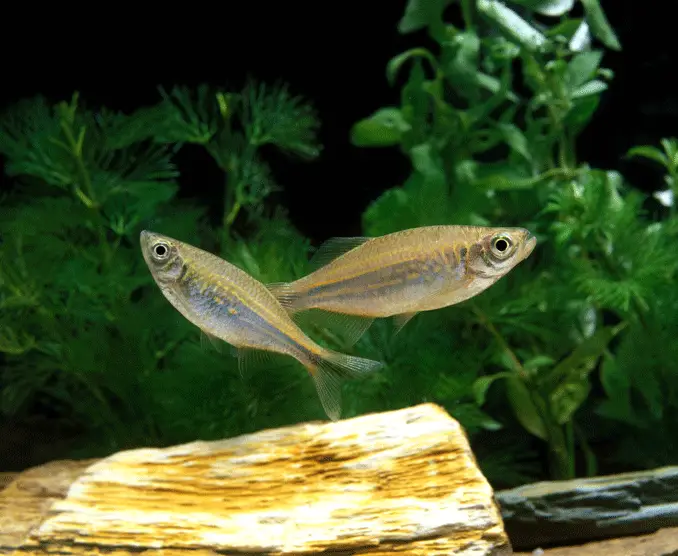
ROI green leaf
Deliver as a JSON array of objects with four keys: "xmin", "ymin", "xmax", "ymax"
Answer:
[
  {"xmin": 387, "ymin": 48, "xmax": 438, "ymax": 85},
  {"xmin": 660, "ymin": 138, "xmax": 678, "ymax": 169},
  {"xmin": 478, "ymin": 0, "xmax": 548, "ymax": 51},
  {"xmin": 157, "ymin": 84, "xmax": 219, "ymax": 144},
  {"xmin": 443, "ymin": 31, "xmax": 481, "ymax": 79},
  {"xmin": 471, "ymin": 162, "xmax": 535, "ymax": 190},
  {"xmin": 580, "ymin": 0, "xmax": 621, "ymax": 51},
  {"xmin": 546, "ymin": 18, "xmax": 584, "ymax": 40},
  {"xmin": 508, "ymin": 0, "xmax": 574, "ymax": 16},
  {"xmin": 242, "ymin": 81, "xmax": 321, "ymax": 159},
  {"xmin": 568, "ymin": 20, "xmax": 591, "ymax": 52},
  {"xmin": 410, "ymin": 143, "xmax": 445, "ymax": 189},
  {"xmin": 626, "ymin": 145, "xmax": 670, "ymax": 168},
  {"xmin": 566, "ymin": 50, "xmax": 603, "ymax": 90},
  {"xmin": 450, "ymin": 403, "xmax": 504, "ymax": 433},
  {"xmin": 548, "ymin": 325, "xmax": 625, "ymax": 386},
  {"xmin": 363, "ymin": 186, "xmax": 417, "ymax": 236},
  {"xmin": 351, "ymin": 108, "xmax": 412, "ymax": 147},
  {"xmin": 506, "ymin": 376, "xmax": 548, "ymax": 440},
  {"xmin": 400, "ymin": 61, "xmax": 431, "ymax": 148},
  {"xmin": 362, "ymin": 158, "xmax": 449, "ymax": 236},
  {"xmin": 473, "ymin": 372, "xmax": 513, "ymax": 405},
  {"xmin": 101, "ymin": 105, "xmax": 175, "ymax": 149},
  {"xmin": 398, "ymin": 0, "xmax": 452, "ymax": 34},
  {"xmin": 496, "ymin": 123, "xmax": 532, "ymax": 162},
  {"xmin": 570, "ymin": 80, "xmax": 608, "ymax": 99},
  {"xmin": 524, "ymin": 356, "xmax": 556, "ymax": 371},
  {"xmin": 0, "ymin": 326, "xmax": 36, "ymax": 355},
  {"xmin": 563, "ymin": 95, "xmax": 600, "ymax": 135},
  {"xmin": 550, "ymin": 375, "xmax": 591, "ymax": 424}
]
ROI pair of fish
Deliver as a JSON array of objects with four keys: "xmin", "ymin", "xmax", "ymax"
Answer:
[{"xmin": 140, "ymin": 225, "xmax": 536, "ymax": 421}]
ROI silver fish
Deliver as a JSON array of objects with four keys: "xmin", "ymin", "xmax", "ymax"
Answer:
[{"xmin": 140, "ymin": 230, "xmax": 384, "ymax": 421}]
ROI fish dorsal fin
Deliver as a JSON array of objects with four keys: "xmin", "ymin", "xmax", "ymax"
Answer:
[
  {"xmin": 309, "ymin": 236, "xmax": 371, "ymax": 270},
  {"xmin": 200, "ymin": 330, "xmax": 224, "ymax": 353},
  {"xmin": 299, "ymin": 309, "xmax": 375, "ymax": 348},
  {"xmin": 392, "ymin": 312, "xmax": 419, "ymax": 335}
]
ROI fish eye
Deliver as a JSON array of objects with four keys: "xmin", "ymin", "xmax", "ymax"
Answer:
[
  {"xmin": 490, "ymin": 234, "xmax": 513, "ymax": 257},
  {"xmin": 152, "ymin": 241, "xmax": 170, "ymax": 260}
]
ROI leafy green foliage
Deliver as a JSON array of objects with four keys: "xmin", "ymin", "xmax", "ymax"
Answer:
[
  {"xmin": 350, "ymin": 0, "xmax": 677, "ymax": 483},
  {"xmin": 0, "ymin": 82, "xmax": 325, "ymax": 460},
  {"xmin": 1, "ymin": 0, "xmax": 675, "ymax": 491}
]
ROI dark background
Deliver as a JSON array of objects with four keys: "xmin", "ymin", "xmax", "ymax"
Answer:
[{"xmin": 1, "ymin": 2, "xmax": 675, "ymax": 242}]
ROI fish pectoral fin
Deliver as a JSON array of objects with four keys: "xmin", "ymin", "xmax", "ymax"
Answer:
[
  {"xmin": 265, "ymin": 282, "xmax": 301, "ymax": 313},
  {"xmin": 310, "ymin": 351, "xmax": 384, "ymax": 421},
  {"xmin": 392, "ymin": 312, "xmax": 419, "ymax": 335},
  {"xmin": 298, "ymin": 310, "xmax": 375, "ymax": 348},
  {"xmin": 200, "ymin": 330, "xmax": 224, "ymax": 353},
  {"xmin": 309, "ymin": 236, "xmax": 372, "ymax": 270}
]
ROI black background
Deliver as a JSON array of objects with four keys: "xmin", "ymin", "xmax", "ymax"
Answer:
[{"xmin": 1, "ymin": 1, "xmax": 675, "ymax": 241}]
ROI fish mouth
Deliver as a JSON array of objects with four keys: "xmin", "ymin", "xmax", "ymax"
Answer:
[
  {"xmin": 140, "ymin": 229, "xmax": 159, "ymax": 247},
  {"xmin": 524, "ymin": 231, "xmax": 537, "ymax": 256}
]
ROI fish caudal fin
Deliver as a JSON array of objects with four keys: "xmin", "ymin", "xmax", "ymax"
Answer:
[
  {"xmin": 265, "ymin": 282, "xmax": 302, "ymax": 313},
  {"xmin": 308, "ymin": 350, "xmax": 384, "ymax": 422}
]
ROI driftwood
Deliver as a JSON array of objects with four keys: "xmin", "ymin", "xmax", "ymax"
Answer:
[
  {"xmin": 1, "ymin": 403, "xmax": 511, "ymax": 555},
  {"xmin": 496, "ymin": 466, "xmax": 678, "ymax": 550}
]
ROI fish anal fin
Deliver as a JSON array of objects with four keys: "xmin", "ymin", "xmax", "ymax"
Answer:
[
  {"xmin": 309, "ymin": 350, "xmax": 384, "ymax": 421},
  {"xmin": 200, "ymin": 330, "xmax": 224, "ymax": 353},
  {"xmin": 309, "ymin": 236, "xmax": 371, "ymax": 270},
  {"xmin": 392, "ymin": 312, "xmax": 419, "ymax": 335},
  {"xmin": 265, "ymin": 281, "xmax": 301, "ymax": 313},
  {"xmin": 233, "ymin": 347, "xmax": 289, "ymax": 378},
  {"xmin": 303, "ymin": 309, "xmax": 375, "ymax": 348}
]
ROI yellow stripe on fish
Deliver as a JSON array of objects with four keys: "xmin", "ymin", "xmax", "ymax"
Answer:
[{"xmin": 266, "ymin": 225, "xmax": 536, "ymax": 343}]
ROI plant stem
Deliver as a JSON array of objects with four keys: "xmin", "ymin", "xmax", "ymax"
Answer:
[
  {"xmin": 472, "ymin": 304, "xmax": 574, "ymax": 479},
  {"xmin": 60, "ymin": 120, "xmax": 113, "ymax": 268},
  {"xmin": 461, "ymin": 0, "xmax": 474, "ymax": 30},
  {"xmin": 575, "ymin": 422, "xmax": 598, "ymax": 476},
  {"xmin": 224, "ymin": 200, "xmax": 242, "ymax": 229},
  {"xmin": 565, "ymin": 420, "xmax": 576, "ymax": 477},
  {"xmin": 471, "ymin": 304, "xmax": 526, "ymax": 378}
]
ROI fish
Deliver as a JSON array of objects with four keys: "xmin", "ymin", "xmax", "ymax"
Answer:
[
  {"xmin": 140, "ymin": 230, "xmax": 384, "ymax": 421},
  {"xmin": 266, "ymin": 225, "xmax": 537, "ymax": 344}
]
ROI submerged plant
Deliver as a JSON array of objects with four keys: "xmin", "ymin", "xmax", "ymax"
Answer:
[
  {"xmin": 350, "ymin": 0, "xmax": 677, "ymax": 482},
  {"xmin": 0, "ymin": 82, "xmax": 322, "ymax": 456}
]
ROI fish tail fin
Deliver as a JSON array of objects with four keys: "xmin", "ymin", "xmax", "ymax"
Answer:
[
  {"xmin": 265, "ymin": 281, "xmax": 302, "ymax": 313},
  {"xmin": 306, "ymin": 349, "xmax": 384, "ymax": 422}
]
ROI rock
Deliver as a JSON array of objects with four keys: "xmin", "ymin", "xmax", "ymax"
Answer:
[
  {"xmin": 514, "ymin": 527, "xmax": 678, "ymax": 556},
  {"xmin": 497, "ymin": 466, "xmax": 678, "ymax": 550},
  {"xmin": 0, "ymin": 473, "xmax": 18, "ymax": 492},
  {"xmin": 1, "ymin": 403, "xmax": 511, "ymax": 555},
  {"xmin": 0, "ymin": 459, "xmax": 96, "ymax": 552}
]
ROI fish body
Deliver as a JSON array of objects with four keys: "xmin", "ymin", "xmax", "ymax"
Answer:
[
  {"xmin": 267, "ymin": 225, "xmax": 536, "ymax": 336},
  {"xmin": 140, "ymin": 230, "xmax": 383, "ymax": 421}
]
